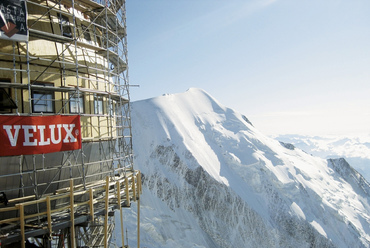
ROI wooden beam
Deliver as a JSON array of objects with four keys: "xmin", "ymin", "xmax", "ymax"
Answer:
[
  {"xmin": 117, "ymin": 181, "xmax": 125, "ymax": 247},
  {"xmin": 89, "ymin": 188, "xmax": 94, "ymax": 222},
  {"xmin": 125, "ymin": 177, "xmax": 130, "ymax": 206},
  {"xmin": 46, "ymin": 196, "xmax": 52, "ymax": 238},
  {"xmin": 137, "ymin": 171, "xmax": 142, "ymax": 195},
  {"xmin": 132, "ymin": 174, "xmax": 136, "ymax": 201}
]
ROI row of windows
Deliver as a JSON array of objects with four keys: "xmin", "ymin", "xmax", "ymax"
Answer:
[
  {"xmin": 0, "ymin": 84, "xmax": 113, "ymax": 115},
  {"xmin": 32, "ymin": 88, "xmax": 109, "ymax": 115},
  {"xmin": 59, "ymin": 14, "xmax": 98, "ymax": 45},
  {"xmin": 66, "ymin": 93, "xmax": 104, "ymax": 115}
]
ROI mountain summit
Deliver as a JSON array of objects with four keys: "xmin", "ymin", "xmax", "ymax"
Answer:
[{"xmin": 126, "ymin": 88, "xmax": 369, "ymax": 248}]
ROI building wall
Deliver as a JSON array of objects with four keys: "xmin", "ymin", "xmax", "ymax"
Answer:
[
  {"xmin": 0, "ymin": 0, "xmax": 125, "ymax": 140},
  {"xmin": 0, "ymin": 0, "xmax": 131, "ymax": 200}
]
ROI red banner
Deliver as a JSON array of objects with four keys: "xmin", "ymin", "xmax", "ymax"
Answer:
[{"xmin": 0, "ymin": 115, "xmax": 81, "ymax": 156}]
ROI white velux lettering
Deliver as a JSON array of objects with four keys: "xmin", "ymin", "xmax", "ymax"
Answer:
[
  {"xmin": 49, "ymin": 124, "xmax": 62, "ymax": 144},
  {"xmin": 2, "ymin": 124, "xmax": 77, "ymax": 147},
  {"xmin": 3, "ymin": 125, "xmax": 21, "ymax": 147},
  {"xmin": 38, "ymin": 125, "xmax": 50, "ymax": 145},
  {"xmin": 22, "ymin": 125, "xmax": 38, "ymax": 146},
  {"xmin": 62, "ymin": 124, "xmax": 76, "ymax": 143}
]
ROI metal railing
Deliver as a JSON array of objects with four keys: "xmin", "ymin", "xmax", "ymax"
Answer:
[{"xmin": 0, "ymin": 171, "xmax": 142, "ymax": 248}]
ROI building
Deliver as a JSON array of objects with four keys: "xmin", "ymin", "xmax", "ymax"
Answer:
[{"xmin": 0, "ymin": 0, "xmax": 141, "ymax": 247}]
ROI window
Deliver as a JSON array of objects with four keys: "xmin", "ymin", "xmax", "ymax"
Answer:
[
  {"xmin": 107, "ymin": 99, "xmax": 116, "ymax": 116},
  {"xmin": 32, "ymin": 83, "xmax": 54, "ymax": 113},
  {"xmin": 92, "ymin": 25, "xmax": 101, "ymax": 46},
  {"xmin": 69, "ymin": 92, "xmax": 84, "ymax": 114},
  {"xmin": 81, "ymin": 24, "xmax": 91, "ymax": 43},
  {"xmin": 59, "ymin": 14, "xmax": 72, "ymax": 38},
  {"xmin": 0, "ymin": 88, "xmax": 17, "ymax": 113},
  {"xmin": 94, "ymin": 95, "xmax": 104, "ymax": 114}
]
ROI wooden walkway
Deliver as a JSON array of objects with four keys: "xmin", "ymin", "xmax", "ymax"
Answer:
[{"xmin": 0, "ymin": 171, "xmax": 142, "ymax": 248}]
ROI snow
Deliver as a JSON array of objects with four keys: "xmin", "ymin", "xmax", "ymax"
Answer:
[
  {"xmin": 310, "ymin": 220, "xmax": 327, "ymax": 238},
  {"xmin": 290, "ymin": 202, "xmax": 306, "ymax": 220},
  {"xmin": 276, "ymin": 134, "xmax": 370, "ymax": 182},
  {"xmin": 117, "ymin": 88, "xmax": 370, "ymax": 248}
]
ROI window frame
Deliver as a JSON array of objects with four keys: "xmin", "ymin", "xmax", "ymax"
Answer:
[
  {"xmin": 59, "ymin": 14, "xmax": 72, "ymax": 38},
  {"xmin": 32, "ymin": 83, "xmax": 55, "ymax": 113},
  {"xmin": 81, "ymin": 24, "xmax": 92, "ymax": 43},
  {"xmin": 94, "ymin": 94, "xmax": 104, "ymax": 115},
  {"xmin": 69, "ymin": 92, "xmax": 84, "ymax": 114},
  {"xmin": 0, "ymin": 87, "xmax": 17, "ymax": 113}
]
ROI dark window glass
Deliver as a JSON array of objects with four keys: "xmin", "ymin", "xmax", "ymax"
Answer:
[
  {"xmin": 32, "ymin": 83, "xmax": 54, "ymax": 113},
  {"xmin": 59, "ymin": 14, "xmax": 72, "ymax": 38},
  {"xmin": 81, "ymin": 24, "xmax": 91, "ymax": 42},
  {"xmin": 0, "ymin": 88, "xmax": 17, "ymax": 112}
]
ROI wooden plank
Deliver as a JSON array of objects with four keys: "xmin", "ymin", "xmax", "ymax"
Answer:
[
  {"xmin": 117, "ymin": 181, "xmax": 125, "ymax": 247},
  {"xmin": 125, "ymin": 177, "xmax": 130, "ymax": 206},
  {"xmin": 89, "ymin": 188, "xmax": 94, "ymax": 221},
  {"xmin": 132, "ymin": 174, "xmax": 136, "ymax": 201}
]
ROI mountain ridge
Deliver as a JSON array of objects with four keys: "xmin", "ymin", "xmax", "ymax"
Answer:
[
  {"xmin": 276, "ymin": 134, "xmax": 370, "ymax": 182},
  {"xmin": 122, "ymin": 88, "xmax": 369, "ymax": 247}
]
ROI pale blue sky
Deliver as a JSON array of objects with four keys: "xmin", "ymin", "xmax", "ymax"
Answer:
[{"xmin": 126, "ymin": 0, "xmax": 370, "ymax": 136}]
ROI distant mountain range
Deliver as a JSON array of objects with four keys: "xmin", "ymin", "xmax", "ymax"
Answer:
[
  {"xmin": 276, "ymin": 134, "xmax": 370, "ymax": 182},
  {"xmin": 117, "ymin": 88, "xmax": 370, "ymax": 248}
]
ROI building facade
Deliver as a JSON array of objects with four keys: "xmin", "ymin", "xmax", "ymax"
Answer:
[{"xmin": 0, "ymin": 0, "xmax": 140, "ymax": 247}]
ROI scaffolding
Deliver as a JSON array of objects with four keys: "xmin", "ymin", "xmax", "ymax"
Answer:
[
  {"xmin": 0, "ymin": 0, "xmax": 140, "ymax": 247},
  {"xmin": 0, "ymin": 173, "xmax": 142, "ymax": 247}
]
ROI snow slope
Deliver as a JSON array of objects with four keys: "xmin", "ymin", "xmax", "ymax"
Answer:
[
  {"xmin": 122, "ymin": 88, "xmax": 369, "ymax": 248},
  {"xmin": 276, "ymin": 134, "xmax": 370, "ymax": 182}
]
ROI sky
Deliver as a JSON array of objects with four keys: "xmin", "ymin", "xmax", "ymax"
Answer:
[{"xmin": 125, "ymin": 0, "xmax": 370, "ymax": 136}]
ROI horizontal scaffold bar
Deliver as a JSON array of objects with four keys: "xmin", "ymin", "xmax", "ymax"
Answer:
[{"xmin": 0, "ymin": 171, "xmax": 142, "ymax": 247}]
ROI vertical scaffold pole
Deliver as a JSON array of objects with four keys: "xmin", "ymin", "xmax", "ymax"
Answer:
[
  {"xmin": 19, "ymin": 204, "xmax": 25, "ymax": 248},
  {"xmin": 137, "ymin": 195, "xmax": 140, "ymax": 248},
  {"xmin": 70, "ymin": 180, "xmax": 75, "ymax": 248},
  {"xmin": 26, "ymin": 41, "xmax": 31, "ymax": 113},
  {"xmin": 104, "ymin": 176, "xmax": 109, "ymax": 248}
]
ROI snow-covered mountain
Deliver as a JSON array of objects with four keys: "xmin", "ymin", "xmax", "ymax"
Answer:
[
  {"xmin": 275, "ymin": 134, "xmax": 370, "ymax": 182},
  {"xmin": 121, "ymin": 88, "xmax": 369, "ymax": 248}
]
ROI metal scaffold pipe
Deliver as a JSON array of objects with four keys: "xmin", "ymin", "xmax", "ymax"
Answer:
[{"xmin": 0, "ymin": 0, "xmax": 141, "ymax": 247}]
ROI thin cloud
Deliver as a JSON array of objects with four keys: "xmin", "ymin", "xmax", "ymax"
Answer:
[
  {"xmin": 221, "ymin": 0, "xmax": 279, "ymax": 27},
  {"xmin": 149, "ymin": 0, "xmax": 279, "ymax": 46},
  {"xmin": 260, "ymin": 111, "xmax": 318, "ymax": 117}
]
